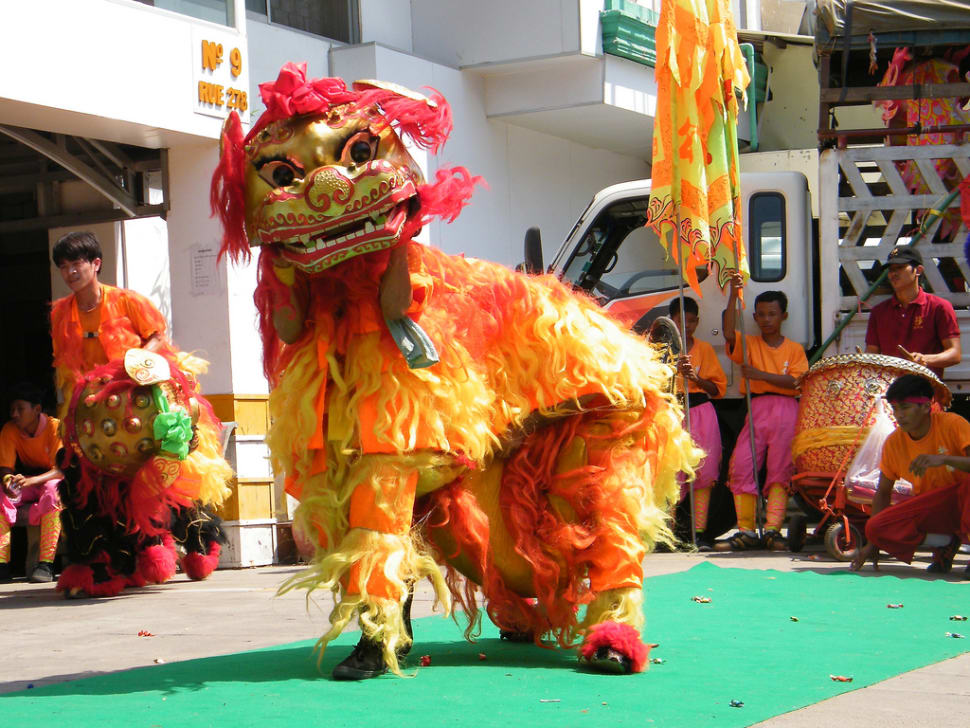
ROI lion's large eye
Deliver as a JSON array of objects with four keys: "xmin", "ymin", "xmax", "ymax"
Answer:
[
  {"xmin": 255, "ymin": 157, "xmax": 303, "ymax": 188},
  {"xmin": 341, "ymin": 132, "xmax": 378, "ymax": 167}
]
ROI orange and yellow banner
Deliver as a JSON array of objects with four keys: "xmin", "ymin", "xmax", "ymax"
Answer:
[{"xmin": 647, "ymin": 0, "xmax": 751, "ymax": 295}]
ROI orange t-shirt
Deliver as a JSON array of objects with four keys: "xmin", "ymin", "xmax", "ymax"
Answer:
[
  {"xmin": 0, "ymin": 416, "xmax": 61, "ymax": 471},
  {"xmin": 879, "ymin": 412, "xmax": 970, "ymax": 496},
  {"xmin": 51, "ymin": 284, "xmax": 166, "ymax": 374},
  {"xmin": 675, "ymin": 338, "xmax": 727, "ymax": 397},
  {"xmin": 728, "ymin": 331, "xmax": 807, "ymax": 396}
]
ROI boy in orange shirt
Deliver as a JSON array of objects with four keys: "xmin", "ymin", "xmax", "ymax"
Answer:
[
  {"xmin": 50, "ymin": 231, "xmax": 169, "ymax": 412},
  {"xmin": 851, "ymin": 374, "xmax": 970, "ymax": 577},
  {"xmin": 715, "ymin": 272, "xmax": 808, "ymax": 551},
  {"xmin": 0, "ymin": 382, "xmax": 63, "ymax": 583},
  {"xmin": 670, "ymin": 296, "xmax": 727, "ymax": 551}
]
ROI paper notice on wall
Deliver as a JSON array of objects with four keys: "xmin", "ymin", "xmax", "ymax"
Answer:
[{"xmin": 190, "ymin": 243, "xmax": 223, "ymax": 296}]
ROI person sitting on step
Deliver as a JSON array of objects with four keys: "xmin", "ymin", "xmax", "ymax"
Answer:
[{"xmin": 0, "ymin": 382, "xmax": 63, "ymax": 583}]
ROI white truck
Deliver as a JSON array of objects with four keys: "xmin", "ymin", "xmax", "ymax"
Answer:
[{"xmin": 539, "ymin": 142, "xmax": 970, "ymax": 401}]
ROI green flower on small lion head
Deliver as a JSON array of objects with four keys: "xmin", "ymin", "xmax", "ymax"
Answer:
[{"xmin": 151, "ymin": 385, "xmax": 194, "ymax": 460}]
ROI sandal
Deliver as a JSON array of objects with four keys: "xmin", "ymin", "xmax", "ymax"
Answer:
[
  {"xmin": 714, "ymin": 531, "xmax": 762, "ymax": 552},
  {"xmin": 927, "ymin": 535, "xmax": 960, "ymax": 574},
  {"xmin": 764, "ymin": 530, "xmax": 788, "ymax": 552}
]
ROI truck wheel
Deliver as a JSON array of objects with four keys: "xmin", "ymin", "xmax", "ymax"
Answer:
[
  {"xmin": 788, "ymin": 514, "xmax": 807, "ymax": 553},
  {"xmin": 824, "ymin": 522, "xmax": 864, "ymax": 562}
]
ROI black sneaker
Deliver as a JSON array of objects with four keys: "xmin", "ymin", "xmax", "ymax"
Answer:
[
  {"xmin": 29, "ymin": 562, "xmax": 54, "ymax": 583},
  {"xmin": 332, "ymin": 637, "xmax": 388, "ymax": 681},
  {"xmin": 579, "ymin": 645, "xmax": 633, "ymax": 675},
  {"xmin": 0, "ymin": 563, "xmax": 11, "ymax": 583},
  {"xmin": 500, "ymin": 629, "xmax": 535, "ymax": 642},
  {"xmin": 927, "ymin": 536, "xmax": 960, "ymax": 574},
  {"xmin": 695, "ymin": 533, "xmax": 714, "ymax": 552}
]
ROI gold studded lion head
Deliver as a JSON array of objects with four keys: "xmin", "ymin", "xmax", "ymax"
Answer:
[{"xmin": 211, "ymin": 63, "xmax": 481, "ymax": 276}]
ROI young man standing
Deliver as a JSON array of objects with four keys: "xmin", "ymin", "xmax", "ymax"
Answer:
[
  {"xmin": 851, "ymin": 374, "xmax": 970, "ymax": 577},
  {"xmin": 715, "ymin": 272, "xmax": 808, "ymax": 551},
  {"xmin": 865, "ymin": 247, "xmax": 961, "ymax": 377},
  {"xmin": 50, "ymin": 231, "xmax": 169, "ymax": 410}
]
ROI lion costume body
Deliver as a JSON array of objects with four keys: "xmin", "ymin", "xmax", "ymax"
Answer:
[{"xmin": 212, "ymin": 63, "xmax": 700, "ymax": 679}]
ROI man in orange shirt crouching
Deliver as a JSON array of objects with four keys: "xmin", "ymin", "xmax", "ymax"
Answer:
[{"xmin": 851, "ymin": 374, "xmax": 970, "ymax": 577}]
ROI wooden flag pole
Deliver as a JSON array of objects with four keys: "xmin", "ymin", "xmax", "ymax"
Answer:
[
  {"xmin": 673, "ymin": 219, "xmax": 696, "ymax": 548},
  {"xmin": 731, "ymin": 245, "xmax": 764, "ymax": 540}
]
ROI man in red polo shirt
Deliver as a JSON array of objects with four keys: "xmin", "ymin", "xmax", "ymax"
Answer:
[{"xmin": 865, "ymin": 247, "xmax": 961, "ymax": 377}]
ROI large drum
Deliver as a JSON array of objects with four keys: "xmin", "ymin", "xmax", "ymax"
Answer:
[{"xmin": 792, "ymin": 353, "xmax": 950, "ymax": 474}]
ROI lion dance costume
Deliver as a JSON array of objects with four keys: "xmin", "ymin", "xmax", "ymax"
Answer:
[
  {"xmin": 54, "ymin": 347, "xmax": 232, "ymax": 598},
  {"xmin": 211, "ymin": 62, "xmax": 700, "ymax": 679}
]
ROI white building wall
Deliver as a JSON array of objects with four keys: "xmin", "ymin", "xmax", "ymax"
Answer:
[
  {"xmin": 166, "ymin": 143, "xmax": 234, "ymax": 394},
  {"xmin": 359, "ymin": 0, "xmax": 413, "ymax": 53},
  {"xmin": 409, "ymin": 0, "xmax": 583, "ymax": 68},
  {"xmin": 122, "ymin": 216, "xmax": 174, "ymax": 332},
  {"xmin": 0, "ymin": 0, "xmax": 235, "ymax": 145},
  {"xmin": 166, "ymin": 142, "xmax": 266, "ymax": 395}
]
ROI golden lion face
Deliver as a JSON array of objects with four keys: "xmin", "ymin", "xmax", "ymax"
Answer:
[{"xmin": 243, "ymin": 104, "xmax": 425, "ymax": 274}]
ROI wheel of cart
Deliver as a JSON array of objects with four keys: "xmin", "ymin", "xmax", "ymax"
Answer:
[
  {"xmin": 824, "ymin": 519, "xmax": 866, "ymax": 562},
  {"xmin": 787, "ymin": 512, "xmax": 808, "ymax": 553},
  {"xmin": 788, "ymin": 471, "xmax": 870, "ymax": 556}
]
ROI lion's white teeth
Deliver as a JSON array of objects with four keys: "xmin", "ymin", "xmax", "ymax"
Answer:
[{"xmin": 364, "ymin": 221, "xmax": 375, "ymax": 234}]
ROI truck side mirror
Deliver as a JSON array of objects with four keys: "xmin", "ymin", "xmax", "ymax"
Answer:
[{"xmin": 523, "ymin": 227, "xmax": 544, "ymax": 274}]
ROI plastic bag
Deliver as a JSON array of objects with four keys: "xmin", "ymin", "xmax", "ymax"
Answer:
[{"xmin": 845, "ymin": 398, "xmax": 896, "ymax": 494}]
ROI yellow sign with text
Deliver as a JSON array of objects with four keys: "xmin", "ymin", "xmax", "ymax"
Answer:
[{"xmin": 193, "ymin": 29, "xmax": 250, "ymax": 123}]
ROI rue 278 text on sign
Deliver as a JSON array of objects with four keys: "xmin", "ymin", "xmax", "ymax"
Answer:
[
  {"xmin": 192, "ymin": 29, "xmax": 250, "ymax": 123},
  {"xmin": 198, "ymin": 40, "xmax": 247, "ymax": 112}
]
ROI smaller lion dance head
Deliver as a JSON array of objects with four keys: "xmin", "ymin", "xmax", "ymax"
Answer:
[
  {"xmin": 211, "ymin": 62, "xmax": 481, "ymax": 274},
  {"xmin": 63, "ymin": 349, "xmax": 206, "ymax": 536}
]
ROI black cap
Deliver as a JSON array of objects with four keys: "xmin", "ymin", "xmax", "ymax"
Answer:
[{"xmin": 886, "ymin": 247, "xmax": 922, "ymax": 266}]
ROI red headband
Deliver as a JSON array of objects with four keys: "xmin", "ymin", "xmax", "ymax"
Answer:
[{"xmin": 888, "ymin": 396, "xmax": 932, "ymax": 404}]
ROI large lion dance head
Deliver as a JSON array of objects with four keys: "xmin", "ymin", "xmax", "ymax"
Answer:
[{"xmin": 211, "ymin": 62, "xmax": 480, "ymax": 273}]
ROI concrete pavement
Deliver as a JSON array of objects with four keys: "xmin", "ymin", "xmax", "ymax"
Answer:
[{"xmin": 2, "ymin": 548, "xmax": 968, "ymax": 726}]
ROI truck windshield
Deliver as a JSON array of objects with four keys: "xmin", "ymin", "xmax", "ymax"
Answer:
[{"xmin": 559, "ymin": 197, "xmax": 687, "ymax": 304}]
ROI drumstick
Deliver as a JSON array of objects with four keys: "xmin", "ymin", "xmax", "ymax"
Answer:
[{"xmin": 897, "ymin": 344, "xmax": 915, "ymax": 360}]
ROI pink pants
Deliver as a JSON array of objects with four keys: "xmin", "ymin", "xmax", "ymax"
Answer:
[
  {"xmin": 680, "ymin": 401, "xmax": 721, "ymax": 499},
  {"xmin": 727, "ymin": 395, "xmax": 798, "ymax": 496},
  {"xmin": 0, "ymin": 481, "xmax": 62, "ymax": 526}
]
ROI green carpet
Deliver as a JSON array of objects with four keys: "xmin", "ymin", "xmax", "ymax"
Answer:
[{"xmin": 4, "ymin": 562, "xmax": 969, "ymax": 727}]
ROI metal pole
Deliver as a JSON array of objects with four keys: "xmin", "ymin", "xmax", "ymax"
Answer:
[
  {"xmin": 673, "ymin": 221, "xmax": 696, "ymax": 548},
  {"xmin": 731, "ymin": 236, "xmax": 764, "ymax": 539}
]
